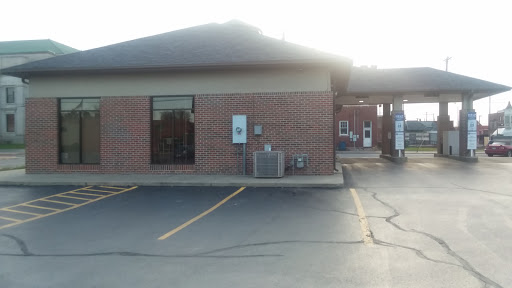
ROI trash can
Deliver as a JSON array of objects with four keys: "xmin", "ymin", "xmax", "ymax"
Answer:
[{"xmin": 338, "ymin": 141, "xmax": 346, "ymax": 151}]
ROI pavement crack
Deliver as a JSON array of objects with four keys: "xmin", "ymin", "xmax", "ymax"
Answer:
[
  {"xmin": 451, "ymin": 183, "xmax": 512, "ymax": 198},
  {"xmin": 0, "ymin": 234, "xmax": 279, "ymax": 259},
  {"xmin": 196, "ymin": 240, "xmax": 363, "ymax": 256},
  {"xmin": 409, "ymin": 228, "xmax": 503, "ymax": 288},
  {"xmin": 0, "ymin": 251, "xmax": 281, "ymax": 259},
  {"xmin": 373, "ymin": 238, "xmax": 460, "ymax": 267},
  {"xmin": 297, "ymin": 203, "xmax": 386, "ymax": 219},
  {"xmin": 368, "ymin": 191, "xmax": 504, "ymax": 288},
  {"xmin": 2, "ymin": 234, "xmax": 33, "ymax": 256}
]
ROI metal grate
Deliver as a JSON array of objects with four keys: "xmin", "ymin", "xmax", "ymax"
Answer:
[{"xmin": 253, "ymin": 151, "xmax": 285, "ymax": 178}]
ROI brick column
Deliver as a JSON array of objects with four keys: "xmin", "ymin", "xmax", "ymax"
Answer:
[
  {"xmin": 25, "ymin": 98, "xmax": 59, "ymax": 173},
  {"xmin": 381, "ymin": 104, "xmax": 392, "ymax": 155},
  {"xmin": 437, "ymin": 102, "xmax": 452, "ymax": 154}
]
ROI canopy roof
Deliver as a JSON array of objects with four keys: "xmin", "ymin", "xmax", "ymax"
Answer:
[{"xmin": 339, "ymin": 67, "xmax": 511, "ymax": 104}]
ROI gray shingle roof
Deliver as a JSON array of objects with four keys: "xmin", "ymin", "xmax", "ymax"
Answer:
[
  {"xmin": 347, "ymin": 67, "xmax": 510, "ymax": 95},
  {"xmin": 3, "ymin": 20, "xmax": 351, "ymax": 78}
]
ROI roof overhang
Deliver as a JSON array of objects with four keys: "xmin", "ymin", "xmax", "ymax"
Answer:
[
  {"xmin": 3, "ymin": 59, "xmax": 351, "ymax": 79},
  {"xmin": 336, "ymin": 67, "xmax": 511, "ymax": 105}
]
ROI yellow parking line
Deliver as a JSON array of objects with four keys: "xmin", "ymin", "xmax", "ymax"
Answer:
[
  {"xmin": 349, "ymin": 188, "xmax": 374, "ymax": 245},
  {"xmin": 20, "ymin": 204, "xmax": 60, "ymax": 211},
  {"xmin": 65, "ymin": 191, "xmax": 105, "ymax": 197},
  {"xmin": 158, "ymin": 187, "xmax": 246, "ymax": 240},
  {"xmin": 0, "ymin": 186, "xmax": 138, "ymax": 231},
  {"xmin": 0, "ymin": 216, "xmax": 22, "ymax": 222},
  {"xmin": 54, "ymin": 194, "xmax": 91, "ymax": 201},
  {"xmin": 1, "ymin": 208, "xmax": 42, "ymax": 216},
  {"xmin": 80, "ymin": 188, "xmax": 116, "ymax": 194},
  {"xmin": 99, "ymin": 186, "xmax": 125, "ymax": 190},
  {"xmin": 39, "ymin": 199, "xmax": 75, "ymax": 206}
]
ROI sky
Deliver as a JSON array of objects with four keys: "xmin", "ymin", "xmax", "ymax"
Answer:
[{"xmin": 2, "ymin": 0, "xmax": 511, "ymax": 125}]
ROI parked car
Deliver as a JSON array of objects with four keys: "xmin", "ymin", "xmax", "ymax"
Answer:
[{"xmin": 485, "ymin": 140, "xmax": 512, "ymax": 157}]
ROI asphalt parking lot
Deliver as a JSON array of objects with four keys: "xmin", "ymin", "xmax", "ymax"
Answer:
[{"xmin": 0, "ymin": 155, "xmax": 511, "ymax": 288}]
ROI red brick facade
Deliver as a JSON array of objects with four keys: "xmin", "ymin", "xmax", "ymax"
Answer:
[
  {"xmin": 195, "ymin": 91, "xmax": 334, "ymax": 175},
  {"xmin": 25, "ymin": 91, "xmax": 334, "ymax": 175},
  {"xmin": 100, "ymin": 97, "xmax": 151, "ymax": 173},
  {"xmin": 25, "ymin": 98, "xmax": 59, "ymax": 173},
  {"xmin": 335, "ymin": 105, "xmax": 378, "ymax": 149}
]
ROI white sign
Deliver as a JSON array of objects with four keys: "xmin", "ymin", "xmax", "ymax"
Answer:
[
  {"xmin": 395, "ymin": 121, "xmax": 404, "ymax": 132},
  {"xmin": 467, "ymin": 112, "xmax": 477, "ymax": 150},
  {"xmin": 394, "ymin": 113, "xmax": 405, "ymax": 150},
  {"xmin": 395, "ymin": 132, "xmax": 405, "ymax": 150}
]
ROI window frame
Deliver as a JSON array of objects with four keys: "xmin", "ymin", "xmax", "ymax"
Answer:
[
  {"xmin": 339, "ymin": 120, "xmax": 349, "ymax": 136},
  {"xmin": 6, "ymin": 87, "xmax": 15, "ymax": 104},
  {"xmin": 151, "ymin": 95, "xmax": 195, "ymax": 165},
  {"xmin": 6, "ymin": 114, "xmax": 15, "ymax": 132},
  {"xmin": 58, "ymin": 98, "xmax": 101, "ymax": 164}
]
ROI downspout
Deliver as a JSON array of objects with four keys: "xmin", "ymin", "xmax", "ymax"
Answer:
[{"xmin": 333, "ymin": 92, "xmax": 338, "ymax": 172}]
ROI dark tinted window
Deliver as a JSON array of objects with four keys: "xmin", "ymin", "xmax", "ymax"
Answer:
[
  {"xmin": 152, "ymin": 96, "xmax": 194, "ymax": 165},
  {"xmin": 60, "ymin": 98, "xmax": 100, "ymax": 164}
]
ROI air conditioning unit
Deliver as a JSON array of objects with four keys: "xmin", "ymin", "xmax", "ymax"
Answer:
[{"xmin": 253, "ymin": 151, "xmax": 285, "ymax": 178}]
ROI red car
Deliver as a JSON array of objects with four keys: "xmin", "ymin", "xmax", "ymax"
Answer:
[{"xmin": 485, "ymin": 140, "xmax": 512, "ymax": 157}]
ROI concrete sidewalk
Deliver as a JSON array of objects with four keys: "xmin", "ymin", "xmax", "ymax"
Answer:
[{"xmin": 0, "ymin": 163, "xmax": 344, "ymax": 188}]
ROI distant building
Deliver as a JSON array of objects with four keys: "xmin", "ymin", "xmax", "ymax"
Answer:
[
  {"xmin": 489, "ymin": 110, "xmax": 504, "ymax": 137},
  {"xmin": 335, "ymin": 105, "xmax": 378, "ymax": 149},
  {"xmin": 405, "ymin": 121, "xmax": 437, "ymax": 146},
  {"xmin": 490, "ymin": 102, "xmax": 512, "ymax": 140},
  {"xmin": 0, "ymin": 39, "xmax": 78, "ymax": 144}
]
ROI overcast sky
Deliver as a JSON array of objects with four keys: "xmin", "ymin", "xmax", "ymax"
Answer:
[{"xmin": 2, "ymin": 0, "xmax": 511, "ymax": 125}]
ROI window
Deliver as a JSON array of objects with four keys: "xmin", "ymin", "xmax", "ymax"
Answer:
[
  {"xmin": 152, "ymin": 96, "xmax": 194, "ymax": 164},
  {"xmin": 6, "ymin": 114, "xmax": 15, "ymax": 132},
  {"xmin": 59, "ymin": 98, "xmax": 100, "ymax": 164},
  {"xmin": 6, "ymin": 87, "xmax": 15, "ymax": 103},
  {"xmin": 339, "ymin": 121, "xmax": 349, "ymax": 135}
]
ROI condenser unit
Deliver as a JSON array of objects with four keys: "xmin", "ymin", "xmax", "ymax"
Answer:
[{"xmin": 253, "ymin": 151, "xmax": 285, "ymax": 178}]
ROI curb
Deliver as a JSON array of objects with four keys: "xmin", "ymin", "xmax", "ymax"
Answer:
[{"xmin": 0, "ymin": 181, "xmax": 344, "ymax": 188}]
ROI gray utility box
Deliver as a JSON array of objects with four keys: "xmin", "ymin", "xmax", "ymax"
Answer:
[
  {"xmin": 253, "ymin": 151, "xmax": 285, "ymax": 178},
  {"xmin": 443, "ymin": 131, "xmax": 459, "ymax": 155}
]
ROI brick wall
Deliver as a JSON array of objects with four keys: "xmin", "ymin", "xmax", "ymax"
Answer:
[
  {"xmin": 100, "ymin": 96, "xmax": 151, "ymax": 173},
  {"xmin": 26, "ymin": 92, "xmax": 334, "ymax": 175},
  {"xmin": 335, "ymin": 105, "xmax": 378, "ymax": 149},
  {"xmin": 195, "ymin": 91, "xmax": 334, "ymax": 175},
  {"xmin": 25, "ymin": 98, "xmax": 59, "ymax": 173}
]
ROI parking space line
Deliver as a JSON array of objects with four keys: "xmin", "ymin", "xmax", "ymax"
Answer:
[
  {"xmin": 81, "ymin": 188, "xmax": 117, "ymax": 194},
  {"xmin": 65, "ymin": 191, "xmax": 104, "ymax": 197},
  {"xmin": 349, "ymin": 188, "xmax": 374, "ymax": 245},
  {"xmin": 2, "ymin": 208, "xmax": 42, "ymax": 216},
  {"xmin": 21, "ymin": 204, "xmax": 60, "ymax": 211},
  {"xmin": 0, "ymin": 186, "xmax": 138, "ymax": 230},
  {"xmin": 158, "ymin": 187, "xmax": 246, "ymax": 240},
  {"xmin": 99, "ymin": 186, "xmax": 125, "ymax": 190},
  {"xmin": 39, "ymin": 199, "xmax": 75, "ymax": 206},
  {"xmin": 54, "ymin": 195, "xmax": 91, "ymax": 201},
  {"xmin": 0, "ymin": 216, "xmax": 22, "ymax": 222}
]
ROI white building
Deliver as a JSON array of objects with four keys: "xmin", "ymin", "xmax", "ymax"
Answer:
[{"xmin": 0, "ymin": 39, "xmax": 78, "ymax": 144}]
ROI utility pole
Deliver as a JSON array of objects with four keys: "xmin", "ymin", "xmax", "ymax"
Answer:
[{"xmin": 444, "ymin": 56, "xmax": 452, "ymax": 71}]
